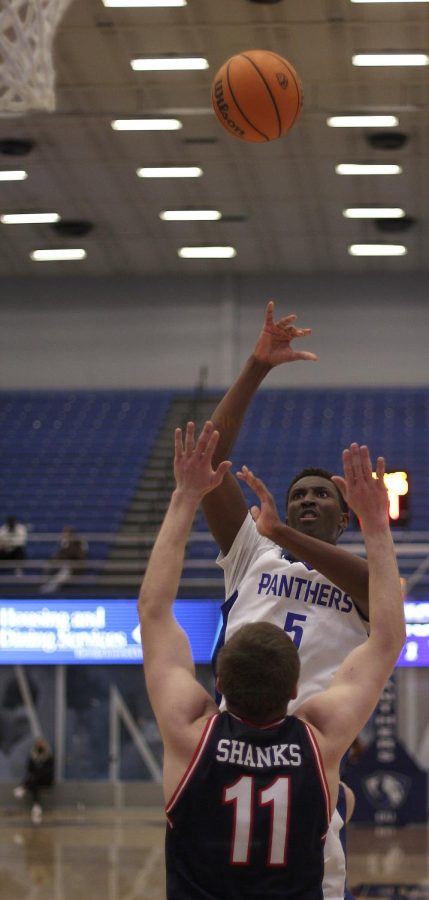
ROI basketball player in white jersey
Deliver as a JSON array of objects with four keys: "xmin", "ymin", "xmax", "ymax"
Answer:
[
  {"xmin": 202, "ymin": 302, "xmax": 372, "ymax": 898},
  {"xmin": 138, "ymin": 420, "xmax": 404, "ymax": 900}
]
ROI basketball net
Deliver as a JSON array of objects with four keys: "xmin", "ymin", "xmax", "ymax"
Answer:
[{"xmin": 0, "ymin": 0, "xmax": 74, "ymax": 113}]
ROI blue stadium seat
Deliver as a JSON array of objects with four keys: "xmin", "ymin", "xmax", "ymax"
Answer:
[{"xmin": 0, "ymin": 389, "xmax": 172, "ymax": 562}]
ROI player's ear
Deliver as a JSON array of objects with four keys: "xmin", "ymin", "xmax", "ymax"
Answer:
[
  {"xmin": 215, "ymin": 675, "xmax": 222, "ymax": 694},
  {"xmin": 290, "ymin": 684, "xmax": 298, "ymax": 701},
  {"xmin": 337, "ymin": 510, "xmax": 349, "ymax": 537}
]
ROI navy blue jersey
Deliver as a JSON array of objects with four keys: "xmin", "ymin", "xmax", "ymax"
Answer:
[{"xmin": 165, "ymin": 711, "xmax": 331, "ymax": 899}]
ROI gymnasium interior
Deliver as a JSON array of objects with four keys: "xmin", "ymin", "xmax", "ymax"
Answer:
[{"xmin": 1, "ymin": 0, "xmax": 429, "ymax": 897}]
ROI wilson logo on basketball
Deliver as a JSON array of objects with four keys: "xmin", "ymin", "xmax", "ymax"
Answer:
[
  {"xmin": 276, "ymin": 72, "xmax": 289, "ymax": 89},
  {"xmin": 213, "ymin": 80, "xmax": 245, "ymax": 137}
]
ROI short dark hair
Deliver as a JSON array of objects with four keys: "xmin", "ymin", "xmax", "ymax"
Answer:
[
  {"xmin": 286, "ymin": 466, "xmax": 348, "ymax": 514},
  {"xmin": 217, "ymin": 623, "xmax": 300, "ymax": 723}
]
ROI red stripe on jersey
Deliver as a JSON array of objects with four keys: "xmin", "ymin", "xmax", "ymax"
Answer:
[
  {"xmin": 165, "ymin": 714, "xmax": 219, "ymax": 816},
  {"xmin": 302, "ymin": 722, "xmax": 331, "ymax": 829},
  {"xmin": 230, "ymin": 711, "xmax": 287, "ymax": 730}
]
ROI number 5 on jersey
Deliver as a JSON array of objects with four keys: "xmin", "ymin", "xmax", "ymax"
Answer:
[{"xmin": 284, "ymin": 611, "xmax": 307, "ymax": 649}]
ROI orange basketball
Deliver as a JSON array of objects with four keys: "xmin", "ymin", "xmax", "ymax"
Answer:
[{"xmin": 211, "ymin": 49, "xmax": 303, "ymax": 143}]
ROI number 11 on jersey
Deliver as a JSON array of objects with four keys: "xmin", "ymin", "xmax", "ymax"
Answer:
[{"xmin": 223, "ymin": 775, "xmax": 291, "ymax": 866}]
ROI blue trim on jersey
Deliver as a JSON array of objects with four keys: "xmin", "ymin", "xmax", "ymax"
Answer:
[
  {"xmin": 211, "ymin": 590, "xmax": 238, "ymax": 705},
  {"xmin": 280, "ymin": 549, "xmax": 314, "ymax": 571}
]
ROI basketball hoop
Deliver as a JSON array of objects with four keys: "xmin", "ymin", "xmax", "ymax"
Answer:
[{"xmin": 0, "ymin": 0, "xmax": 74, "ymax": 114}]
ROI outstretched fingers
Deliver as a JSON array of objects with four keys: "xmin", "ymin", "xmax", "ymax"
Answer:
[
  {"xmin": 375, "ymin": 455, "xmax": 385, "ymax": 482},
  {"xmin": 331, "ymin": 474, "xmax": 347, "ymax": 503},
  {"xmin": 291, "ymin": 349, "xmax": 319, "ymax": 362},
  {"xmin": 194, "ymin": 420, "xmax": 216, "ymax": 455},
  {"xmin": 174, "ymin": 426, "xmax": 184, "ymax": 460},
  {"xmin": 184, "ymin": 421, "xmax": 196, "ymax": 456},
  {"xmin": 264, "ymin": 300, "xmax": 275, "ymax": 327},
  {"xmin": 264, "ymin": 300, "xmax": 298, "ymax": 330},
  {"xmin": 175, "ymin": 421, "xmax": 232, "ymax": 494},
  {"xmin": 237, "ymin": 465, "xmax": 265, "ymax": 496},
  {"xmin": 213, "ymin": 459, "xmax": 232, "ymax": 487},
  {"xmin": 342, "ymin": 443, "xmax": 384, "ymax": 488},
  {"xmin": 349, "ymin": 443, "xmax": 372, "ymax": 484}
]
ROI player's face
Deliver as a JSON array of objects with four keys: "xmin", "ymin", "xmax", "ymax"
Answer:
[{"xmin": 286, "ymin": 476, "xmax": 348, "ymax": 544}]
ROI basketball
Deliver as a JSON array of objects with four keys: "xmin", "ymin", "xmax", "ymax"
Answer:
[{"xmin": 211, "ymin": 49, "xmax": 303, "ymax": 143}]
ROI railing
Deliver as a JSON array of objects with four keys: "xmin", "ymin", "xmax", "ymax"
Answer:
[{"xmin": 1, "ymin": 532, "xmax": 428, "ymax": 592}]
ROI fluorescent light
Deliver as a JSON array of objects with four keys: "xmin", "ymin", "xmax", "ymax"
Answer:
[
  {"xmin": 137, "ymin": 166, "xmax": 203, "ymax": 178},
  {"xmin": 178, "ymin": 246, "xmax": 236, "ymax": 259},
  {"xmin": 160, "ymin": 210, "xmax": 221, "ymax": 221},
  {"xmin": 353, "ymin": 53, "xmax": 429, "ymax": 66},
  {"xmin": 111, "ymin": 118, "xmax": 182, "ymax": 130},
  {"xmin": 336, "ymin": 163, "xmax": 402, "ymax": 174},
  {"xmin": 30, "ymin": 249, "xmax": 87, "ymax": 261},
  {"xmin": 1, "ymin": 212, "xmax": 60, "ymax": 224},
  {"xmin": 103, "ymin": 0, "xmax": 186, "ymax": 6},
  {"xmin": 0, "ymin": 170, "xmax": 28, "ymax": 181},
  {"xmin": 348, "ymin": 244, "xmax": 407, "ymax": 256},
  {"xmin": 327, "ymin": 115, "xmax": 398, "ymax": 127},
  {"xmin": 351, "ymin": 1, "xmax": 429, "ymax": 4},
  {"xmin": 343, "ymin": 208, "xmax": 405, "ymax": 218},
  {"xmin": 131, "ymin": 57, "xmax": 208, "ymax": 71}
]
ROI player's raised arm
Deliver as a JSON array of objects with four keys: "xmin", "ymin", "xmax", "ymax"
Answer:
[
  {"xmin": 138, "ymin": 422, "xmax": 231, "ymax": 749},
  {"xmin": 237, "ymin": 464, "xmax": 369, "ymax": 615},
  {"xmin": 299, "ymin": 444, "xmax": 405, "ymax": 763},
  {"xmin": 203, "ymin": 301, "xmax": 317, "ymax": 555}
]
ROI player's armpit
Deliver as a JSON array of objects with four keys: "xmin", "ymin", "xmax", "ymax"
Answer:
[{"xmin": 297, "ymin": 638, "xmax": 399, "ymax": 765}]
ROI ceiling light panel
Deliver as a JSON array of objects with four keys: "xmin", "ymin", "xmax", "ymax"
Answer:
[
  {"xmin": 351, "ymin": 1, "xmax": 429, "ymax": 4},
  {"xmin": 0, "ymin": 170, "xmax": 28, "ymax": 181},
  {"xmin": 160, "ymin": 210, "xmax": 222, "ymax": 221},
  {"xmin": 348, "ymin": 244, "xmax": 407, "ymax": 256},
  {"xmin": 343, "ymin": 208, "xmax": 406, "ymax": 218},
  {"xmin": 131, "ymin": 57, "xmax": 209, "ymax": 71},
  {"xmin": 178, "ymin": 246, "xmax": 236, "ymax": 258},
  {"xmin": 111, "ymin": 119, "xmax": 182, "ymax": 130},
  {"xmin": 1, "ymin": 213, "xmax": 60, "ymax": 224},
  {"xmin": 327, "ymin": 115, "xmax": 398, "ymax": 127},
  {"xmin": 353, "ymin": 53, "xmax": 429, "ymax": 66},
  {"xmin": 103, "ymin": 1, "xmax": 186, "ymax": 7},
  {"xmin": 336, "ymin": 163, "xmax": 402, "ymax": 174},
  {"xmin": 30, "ymin": 249, "xmax": 87, "ymax": 261},
  {"xmin": 137, "ymin": 167, "xmax": 203, "ymax": 178}
]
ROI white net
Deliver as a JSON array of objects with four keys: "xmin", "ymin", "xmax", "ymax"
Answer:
[{"xmin": 0, "ymin": 0, "xmax": 74, "ymax": 113}]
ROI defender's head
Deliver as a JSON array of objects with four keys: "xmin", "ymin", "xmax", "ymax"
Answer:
[
  {"xmin": 216, "ymin": 622, "xmax": 300, "ymax": 724},
  {"xmin": 286, "ymin": 467, "xmax": 348, "ymax": 545}
]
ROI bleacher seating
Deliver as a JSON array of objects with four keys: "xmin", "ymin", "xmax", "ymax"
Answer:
[
  {"xmin": 1, "ymin": 387, "xmax": 428, "ymax": 599},
  {"xmin": 0, "ymin": 390, "xmax": 172, "ymax": 563},
  {"xmin": 191, "ymin": 387, "xmax": 428, "ymax": 530}
]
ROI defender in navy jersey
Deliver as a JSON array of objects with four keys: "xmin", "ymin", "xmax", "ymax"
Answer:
[
  {"xmin": 166, "ymin": 711, "xmax": 329, "ymax": 899},
  {"xmin": 138, "ymin": 421, "xmax": 404, "ymax": 900}
]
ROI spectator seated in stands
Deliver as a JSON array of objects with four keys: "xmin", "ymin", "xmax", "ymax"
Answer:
[
  {"xmin": 0, "ymin": 515, "xmax": 27, "ymax": 575},
  {"xmin": 13, "ymin": 737, "xmax": 54, "ymax": 824},
  {"xmin": 40, "ymin": 525, "xmax": 88, "ymax": 594}
]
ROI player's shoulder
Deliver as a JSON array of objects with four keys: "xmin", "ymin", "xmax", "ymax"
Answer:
[{"xmin": 223, "ymin": 511, "xmax": 278, "ymax": 559}]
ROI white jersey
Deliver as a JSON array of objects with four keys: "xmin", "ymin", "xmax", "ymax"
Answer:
[
  {"xmin": 214, "ymin": 513, "xmax": 368, "ymax": 900},
  {"xmin": 215, "ymin": 513, "xmax": 368, "ymax": 713}
]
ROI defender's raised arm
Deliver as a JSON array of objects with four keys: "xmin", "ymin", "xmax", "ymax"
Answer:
[{"xmin": 300, "ymin": 444, "xmax": 405, "ymax": 765}]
